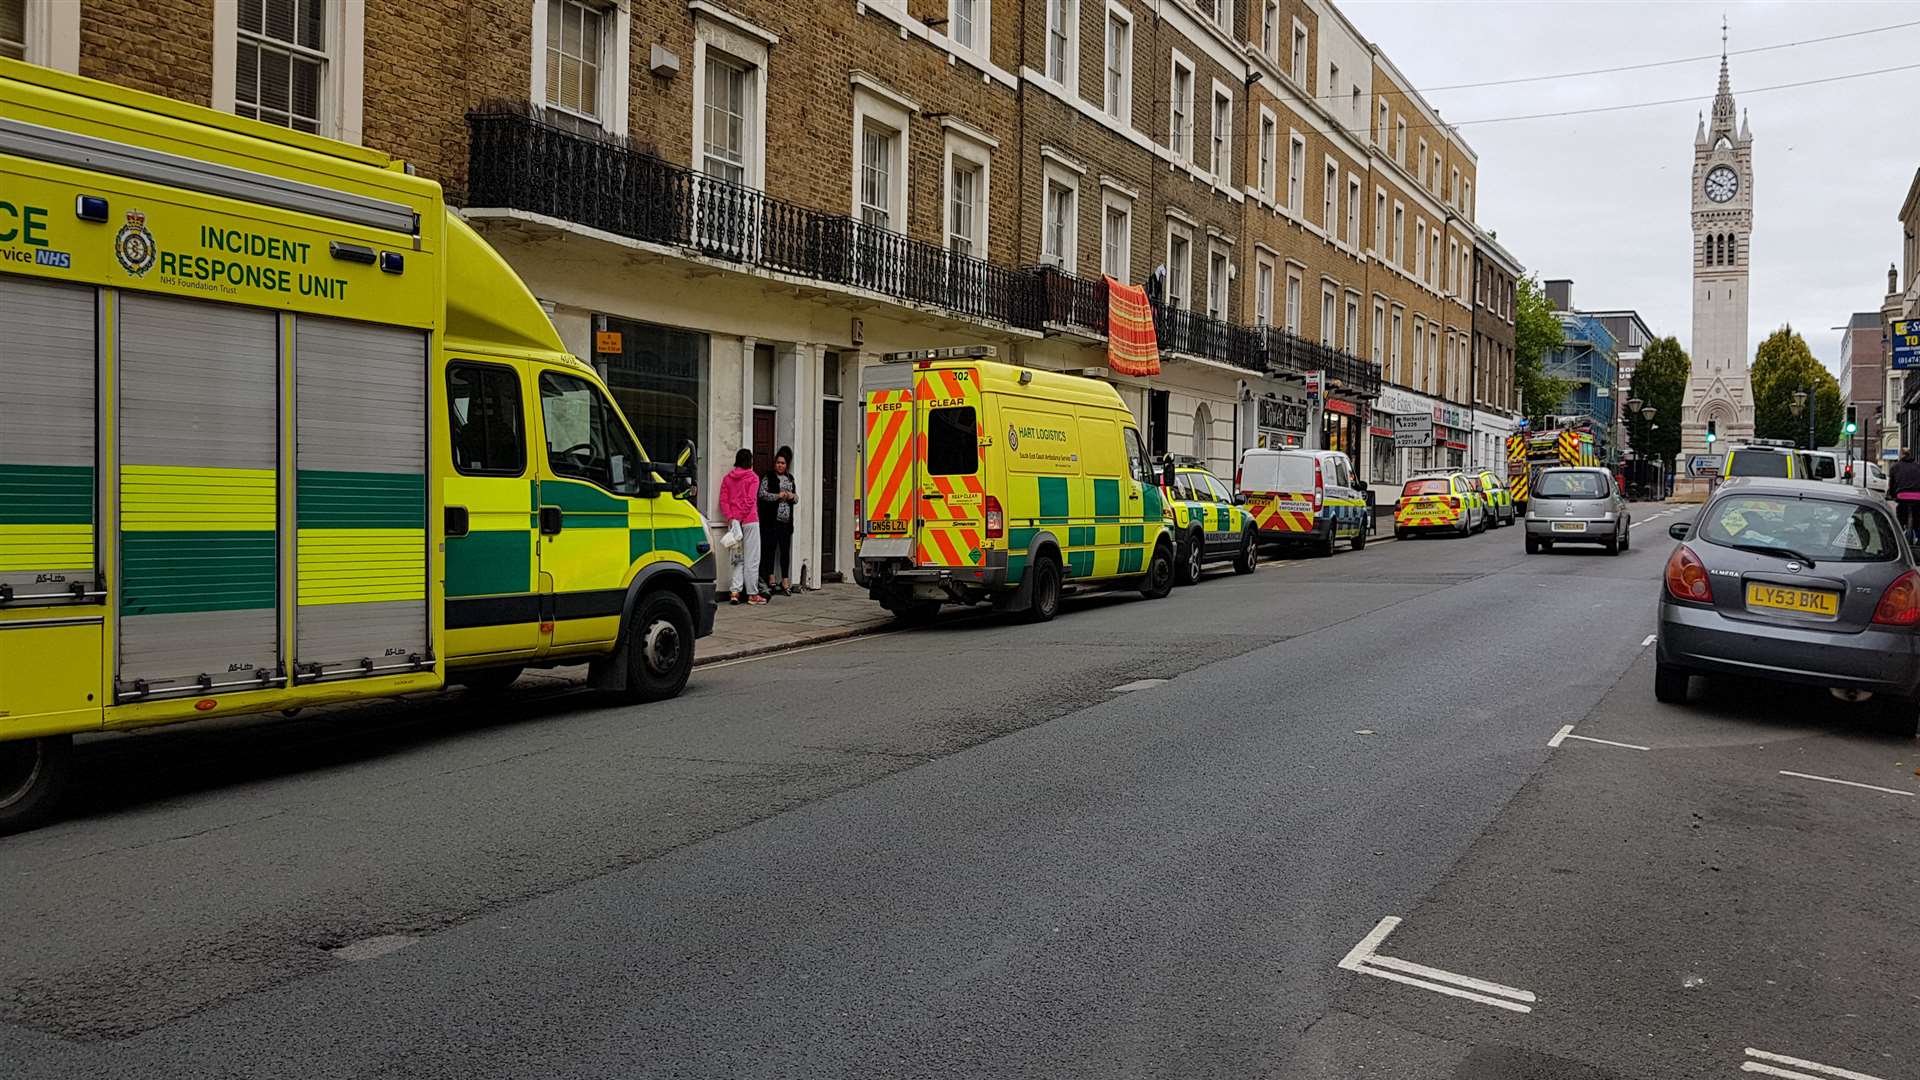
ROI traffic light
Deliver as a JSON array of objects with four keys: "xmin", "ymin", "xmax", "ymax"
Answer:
[
  {"xmin": 1706, "ymin": 419, "xmax": 1717, "ymax": 445},
  {"xmin": 1845, "ymin": 406, "xmax": 1858, "ymax": 436}
]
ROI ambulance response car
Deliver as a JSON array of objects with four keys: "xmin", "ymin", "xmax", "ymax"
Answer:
[
  {"xmin": 1393, "ymin": 471, "xmax": 1486, "ymax": 538},
  {"xmin": 0, "ymin": 62, "xmax": 713, "ymax": 832},
  {"xmin": 1163, "ymin": 457, "xmax": 1258, "ymax": 583},
  {"xmin": 1237, "ymin": 448, "xmax": 1368, "ymax": 556},
  {"xmin": 854, "ymin": 348, "xmax": 1177, "ymax": 621}
]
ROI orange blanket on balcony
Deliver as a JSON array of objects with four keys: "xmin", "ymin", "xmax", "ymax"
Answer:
[{"xmin": 1104, "ymin": 277, "xmax": 1161, "ymax": 377}]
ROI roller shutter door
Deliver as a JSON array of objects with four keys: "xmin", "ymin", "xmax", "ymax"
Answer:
[
  {"xmin": 293, "ymin": 316, "xmax": 430, "ymax": 680},
  {"xmin": 117, "ymin": 294, "xmax": 280, "ymax": 697},
  {"xmin": 0, "ymin": 278, "xmax": 97, "ymax": 606}
]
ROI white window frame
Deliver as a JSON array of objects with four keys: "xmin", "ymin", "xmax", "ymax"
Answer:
[
  {"xmin": 1394, "ymin": 117, "xmax": 1406, "ymax": 164},
  {"xmin": 1416, "ymin": 137, "xmax": 1427, "ymax": 185},
  {"xmin": 948, "ymin": 0, "xmax": 988, "ymax": 55},
  {"xmin": 1103, "ymin": 2, "xmax": 1132, "ymax": 124},
  {"xmin": 1322, "ymin": 157, "xmax": 1338, "ymax": 235},
  {"xmin": 1390, "ymin": 308, "xmax": 1403, "ymax": 377},
  {"xmin": 851, "ymin": 77, "xmax": 915, "ymax": 232},
  {"xmin": 1377, "ymin": 100, "xmax": 1388, "ymax": 146},
  {"xmin": 1448, "ymin": 237, "xmax": 1460, "ymax": 296},
  {"xmin": 1262, "ymin": 0, "xmax": 1279, "ymax": 60},
  {"xmin": 1413, "ymin": 219, "xmax": 1426, "ymax": 280},
  {"xmin": 213, "ymin": 0, "xmax": 367, "ymax": 142},
  {"xmin": 1412, "ymin": 316, "xmax": 1425, "ymax": 386},
  {"xmin": 1327, "ymin": 62, "xmax": 1339, "ymax": 101},
  {"xmin": 1101, "ymin": 185, "xmax": 1134, "ymax": 280},
  {"xmin": 1372, "ymin": 188, "xmax": 1386, "ymax": 255},
  {"xmin": 942, "ymin": 122, "xmax": 995, "ymax": 258},
  {"xmin": 1210, "ymin": 82, "xmax": 1234, "ymax": 181},
  {"xmin": 1463, "ymin": 178, "xmax": 1473, "ymax": 221},
  {"xmin": 1289, "ymin": 18, "xmax": 1308, "ymax": 87},
  {"xmin": 1046, "ymin": 0, "xmax": 1079, "ymax": 89},
  {"xmin": 1284, "ymin": 265, "xmax": 1302, "ymax": 333},
  {"xmin": 1432, "ymin": 153, "xmax": 1442, "ymax": 194},
  {"xmin": 1450, "ymin": 166, "xmax": 1461, "ymax": 207},
  {"xmin": 1429, "ymin": 326, "xmax": 1439, "ymax": 390},
  {"xmin": 1346, "ymin": 175, "xmax": 1361, "ymax": 248},
  {"xmin": 1320, "ymin": 285, "xmax": 1336, "ymax": 347},
  {"xmin": 1370, "ymin": 301, "xmax": 1385, "ymax": 364},
  {"xmin": 1254, "ymin": 253, "xmax": 1275, "ymax": 327},
  {"xmin": 690, "ymin": 10, "xmax": 771, "ymax": 189},
  {"xmin": 1041, "ymin": 160, "xmax": 1081, "ymax": 271},
  {"xmin": 1168, "ymin": 52, "xmax": 1195, "ymax": 162},
  {"xmin": 1345, "ymin": 294, "xmax": 1360, "ymax": 353},
  {"xmin": 1286, "ymin": 131, "xmax": 1305, "ymax": 214},
  {"xmin": 1165, "ymin": 221, "xmax": 1194, "ymax": 310},
  {"xmin": 1392, "ymin": 201, "xmax": 1404, "ymax": 267},
  {"xmin": 1350, "ymin": 86, "xmax": 1361, "ymax": 125},
  {"xmin": 1206, "ymin": 243, "xmax": 1231, "ymax": 320},
  {"xmin": 4, "ymin": 0, "xmax": 78, "ymax": 71},
  {"xmin": 1256, "ymin": 107, "xmax": 1277, "ymax": 200}
]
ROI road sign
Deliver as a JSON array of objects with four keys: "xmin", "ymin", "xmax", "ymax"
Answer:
[
  {"xmin": 1393, "ymin": 412, "xmax": 1433, "ymax": 448},
  {"xmin": 1893, "ymin": 320, "xmax": 1920, "ymax": 370},
  {"xmin": 1687, "ymin": 454, "xmax": 1722, "ymax": 478}
]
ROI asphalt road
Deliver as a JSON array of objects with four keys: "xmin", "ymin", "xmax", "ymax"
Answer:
[{"xmin": 5, "ymin": 503, "xmax": 1911, "ymax": 1078}]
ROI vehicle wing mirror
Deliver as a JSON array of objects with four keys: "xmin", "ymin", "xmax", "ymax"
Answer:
[
  {"xmin": 1161, "ymin": 461, "xmax": 1177, "ymax": 489},
  {"xmin": 676, "ymin": 439, "xmax": 696, "ymax": 468},
  {"xmin": 1668, "ymin": 522, "xmax": 1690, "ymax": 540}
]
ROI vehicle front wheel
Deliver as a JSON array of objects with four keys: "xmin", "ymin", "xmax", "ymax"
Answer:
[
  {"xmin": 1622, "ymin": 522, "xmax": 1632, "ymax": 551},
  {"xmin": 1319, "ymin": 522, "xmax": 1339, "ymax": 558},
  {"xmin": 1351, "ymin": 523, "xmax": 1368, "ymax": 551},
  {"xmin": 1176, "ymin": 533, "xmax": 1205, "ymax": 585},
  {"xmin": 1604, "ymin": 532, "xmax": 1620, "ymax": 556},
  {"xmin": 1233, "ymin": 531, "xmax": 1258, "ymax": 574},
  {"xmin": 0, "ymin": 734, "xmax": 72, "ymax": 836},
  {"xmin": 618, "ymin": 590, "xmax": 696, "ymax": 702},
  {"xmin": 1025, "ymin": 553, "xmax": 1062, "ymax": 623},
  {"xmin": 1653, "ymin": 662, "xmax": 1690, "ymax": 704},
  {"xmin": 1141, "ymin": 539, "xmax": 1175, "ymax": 599}
]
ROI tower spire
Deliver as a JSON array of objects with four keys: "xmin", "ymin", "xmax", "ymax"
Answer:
[{"xmin": 1711, "ymin": 19, "xmax": 1736, "ymax": 136}]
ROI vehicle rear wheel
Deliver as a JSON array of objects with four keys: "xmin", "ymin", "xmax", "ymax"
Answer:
[
  {"xmin": 1176, "ymin": 533, "xmax": 1205, "ymax": 585},
  {"xmin": 452, "ymin": 664, "xmax": 524, "ymax": 693},
  {"xmin": 1394, "ymin": 527, "xmax": 1409, "ymax": 541},
  {"xmin": 1141, "ymin": 539, "xmax": 1175, "ymax": 599},
  {"xmin": 1525, "ymin": 536, "xmax": 1540, "ymax": 555},
  {"xmin": 1653, "ymin": 662, "xmax": 1690, "ymax": 704},
  {"xmin": 618, "ymin": 590, "xmax": 695, "ymax": 702},
  {"xmin": 1025, "ymin": 553, "xmax": 1062, "ymax": 623},
  {"xmin": 1622, "ymin": 523, "xmax": 1632, "ymax": 551},
  {"xmin": 0, "ymin": 735, "xmax": 72, "ymax": 836},
  {"xmin": 1456, "ymin": 517, "xmax": 1471, "ymax": 539},
  {"xmin": 1351, "ymin": 522, "xmax": 1368, "ymax": 551},
  {"xmin": 1318, "ymin": 522, "xmax": 1338, "ymax": 558},
  {"xmin": 1233, "ymin": 531, "xmax": 1258, "ymax": 574},
  {"xmin": 889, "ymin": 599, "xmax": 943, "ymax": 626},
  {"xmin": 1604, "ymin": 532, "xmax": 1620, "ymax": 556},
  {"xmin": 1873, "ymin": 694, "xmax": 1919, "ymax": 737}
]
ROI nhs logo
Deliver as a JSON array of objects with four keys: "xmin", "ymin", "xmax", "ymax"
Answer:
[{"xmin": 34, "ymin": 249, "xmax": 71, "ymax": 269}]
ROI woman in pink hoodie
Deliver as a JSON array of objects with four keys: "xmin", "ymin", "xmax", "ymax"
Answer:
[{"xmin": 718, "ymin": 448, "xmax": 766, "ymax": 605}]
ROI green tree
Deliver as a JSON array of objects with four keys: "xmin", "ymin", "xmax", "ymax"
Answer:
[
  {"xmin": 1628, "ymin": 336, "xmax": 1689, "ymax": 469},
  {"xmin": 1513, "ymin": 275, "xmax": 1571, "ymax": 425},
  {"xmin": 1751, "ymin": 325, "xmax": 1841, "ymax": 448}
]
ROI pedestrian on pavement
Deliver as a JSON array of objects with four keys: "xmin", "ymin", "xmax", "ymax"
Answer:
[
  {"xmin": 719, "ymin": 448, "xmax": 766, "ymax": 605},
  {"xmin": 1889, "ymin": 451, "xmax": 1920, "ymax": 541},
  {"xmin": 759, "ymin": 445, "xmax": 798, "ymax": 596}
]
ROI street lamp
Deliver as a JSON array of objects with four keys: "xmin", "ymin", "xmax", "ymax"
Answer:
[
  {"xmin": 1789, "ymin": 388, "xmax": 1816, "ymax": 450},
  {"xmin": 1621, "ymin": 396, "xmax": 1658, "ymax": 498}
]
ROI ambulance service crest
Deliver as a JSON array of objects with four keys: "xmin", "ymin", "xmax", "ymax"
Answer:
[
  {"xmin": 114, "ymin": 210, "xmax": 155, "ymax": 276},
  {"xmin": 1007, "ymin": 424, "xmax": 1019, "ymax": 451}
]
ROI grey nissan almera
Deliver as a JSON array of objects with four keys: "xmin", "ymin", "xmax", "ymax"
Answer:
[{"xmin": 1656, "ymin": 477, "xmax": 1920, "ymax": 734}]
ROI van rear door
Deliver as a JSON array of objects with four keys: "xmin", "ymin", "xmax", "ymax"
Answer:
[
  {"xmin": 858, "ymin": 364, "xmax": 916, "ymax": 560},
  {"xmin": 913, "ymin": 365, "xmax": 986, "ymax": 568}
]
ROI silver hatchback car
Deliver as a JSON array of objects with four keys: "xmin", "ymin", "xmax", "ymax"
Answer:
[
  {"xmin": 1524, "ymin": 467, "xmax": 1630, "ymax": 555},
  {"xmin": 1656, "ymin": 478, "xmax": 1920, "ymax": 733}
]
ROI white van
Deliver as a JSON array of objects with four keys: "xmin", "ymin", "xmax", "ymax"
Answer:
[{"xmin": 1236, "ymin": 448, "xmax": 1369, "ymax": 555}]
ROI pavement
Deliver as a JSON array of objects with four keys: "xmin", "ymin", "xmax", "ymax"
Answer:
[
  {"xmin": 696, "ymin": 581, "xmax": 893, "ymax": 664},
  {"xmin": 4, "ymin": 502, "xmax": 1913, "ymax": 1079}
]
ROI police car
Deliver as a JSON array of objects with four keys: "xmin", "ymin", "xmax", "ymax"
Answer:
[{"xmin": 1163, "ymin": 457, "xmax": 1258, "ymax": 584}]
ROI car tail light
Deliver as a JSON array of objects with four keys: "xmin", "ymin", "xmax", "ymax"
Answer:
[
  {"xmin": 853, "ymin": 498, "xmax": 864, "ymax": 540},
  {"xmin": 1874, "ymin": 570, "xmax": 1920, "ymax": 626},
  {"xmin": 1664, "ymin": 544, "xmax": 1712, "ymax": 603},
  {"xmin": 984, "ymin": 495, "xmax": 1005, "ymax": 540},
  {"xmin": 1312, "ymin": 460, "xmax": 1325, "ymax": 511}
]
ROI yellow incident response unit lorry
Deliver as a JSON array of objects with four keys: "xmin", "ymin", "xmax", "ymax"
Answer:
[
  {"xmin": 854, "ymin": 347, "xmax": 1177, "ymax": 622},
  {"xmin": 0, "ymin": 61, "xmax": 713, "ymax": 832},
  {"xmin": 1506, "ymin": 427, "xmax": 1598, "ymax": 512}
]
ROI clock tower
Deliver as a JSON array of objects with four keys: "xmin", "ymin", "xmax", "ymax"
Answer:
[{"xmin": 1680, "ymin": 41, "xmax": 1756, "ymax": 475}]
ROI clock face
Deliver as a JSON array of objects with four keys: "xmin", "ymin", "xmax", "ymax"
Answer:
[{"xmin": 1705, "ymin": 165, "xmax": 1739, "ymax": 203}]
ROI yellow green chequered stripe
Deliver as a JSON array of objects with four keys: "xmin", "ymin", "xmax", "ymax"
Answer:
[
  {"xmin": 297, "ymin": 529, "xmax": 426, "ymax": 606},
  {"xmin": 0, "ymin": 524, "xmax": 92, "ymax": 572},
  {"xmin": 122, "ymin": 465, "xmax": 276, "ymax": 531},
  {"xmin": 0, "ymin": 464, "xmax": 93, "ymax": 525}
]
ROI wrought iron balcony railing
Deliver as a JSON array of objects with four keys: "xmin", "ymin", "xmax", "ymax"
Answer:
[{"xmin": 1259, "ymin": 327, "xmax": 1383, "ymax": 398}]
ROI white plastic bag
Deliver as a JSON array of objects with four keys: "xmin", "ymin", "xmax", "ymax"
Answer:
[{"xmin": 718, "ymin": 520, "xmax": 743, "ymax": 550}]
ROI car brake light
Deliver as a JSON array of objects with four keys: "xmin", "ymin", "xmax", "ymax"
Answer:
[
  {"xmin": 1312, "ymin": 460, "xmax": 1325, "ymax": 510},
  {"xmin": 1874, "ymin": 570, "xmax": 1920, "ymax": 626},
  {"xmin": 853, "ymin": 498, "xmax": 864, "ymax": 540},
  {"xmin": 984, "ymin": 495, "xmax": 1005, "ymax": 540},
  {"xmin": 1664, "ymin": 544, "xmax": 1712, "ymax": 603}
]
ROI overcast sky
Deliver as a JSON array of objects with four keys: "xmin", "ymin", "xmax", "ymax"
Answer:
[{"xmin": 1348, "ymin": 0, "xmax": 1915, "ymax": 373}]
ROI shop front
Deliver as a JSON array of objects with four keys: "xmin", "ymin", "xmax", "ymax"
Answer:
[
  {"xmin": 1433, "ymin": 402, "xmax": 1471, "ymax": 469},
  {"xmin": 1256, "ymin": 392, "xmax": 1311, "ymax": 451},
  {"xmin": 1322, "ymin": 397, "xmax": 1366, "ymax": 460}
]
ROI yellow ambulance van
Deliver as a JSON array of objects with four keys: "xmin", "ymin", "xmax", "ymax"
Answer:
[
  {"xmin": 854, "ymin": 347, "xmax": 1176, "ymax": 621},
  {"xmin": 0, "ymin": 61, "xmax": 713, "ymax": 832}
]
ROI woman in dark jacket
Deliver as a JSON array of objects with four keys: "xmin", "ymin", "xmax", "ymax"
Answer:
[{"xmin": 759, "ymin": 446, "xmax": 798, "ymax": 595}]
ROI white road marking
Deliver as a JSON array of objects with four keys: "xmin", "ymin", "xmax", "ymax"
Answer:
[
  {"xmin": 1742, "ymin": 1048, "xmax": 1889, "ymax": 1080},
  {"xmin": 1563, "ymin": 733, "xmax": 1651, "ymax": 751},
  {"xmin": 1641, "ymin": 633, "xmax": 1657, "ymax": 646},
  {"xmin": 1109, "ymin": 678, "xmax": 1169, "ymax": 693},
  {"xmin": 1547, "ymin": 724, "xmax": 1574, "ymax": 748},
  {"xmin": 1778, "ymin": 770, "xmax": 1915, "ymax": 798},
  {"xmin": 1336, "ymin": 915, "xmax": 1535, "ymax": 1014}
]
